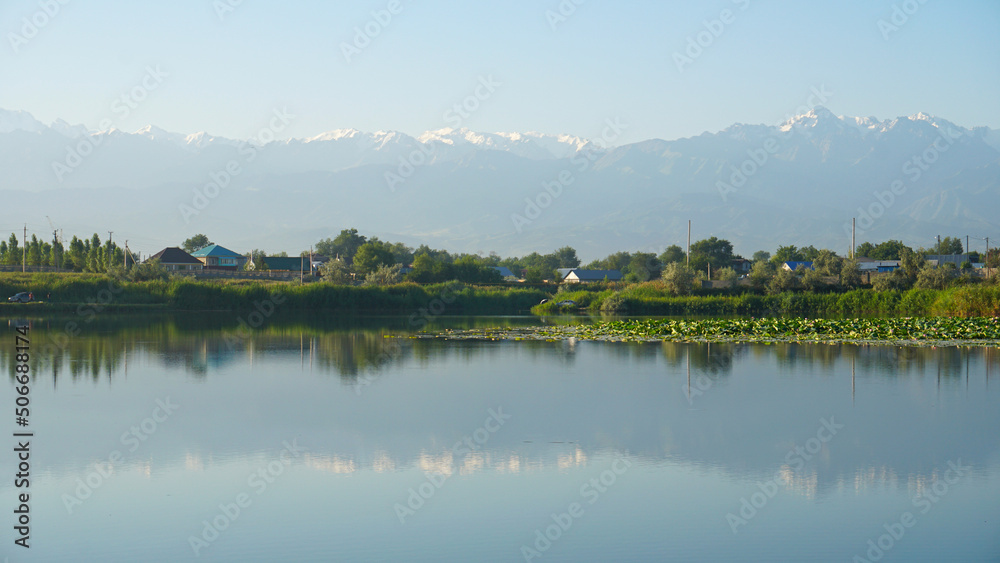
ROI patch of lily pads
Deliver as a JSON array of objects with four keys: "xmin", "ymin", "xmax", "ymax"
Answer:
[{"xmin": 405, "ymin": 317, "xmax": 1000, "ymax": 346}]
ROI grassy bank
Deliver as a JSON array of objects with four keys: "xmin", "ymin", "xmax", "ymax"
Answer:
[
  {"xmin": 0, "ymin": 273, "xmax": 551, "ymax": 315},
  {"xmin": 532, "ymin": 282, "xmax": 1000, "ymax": 317}
]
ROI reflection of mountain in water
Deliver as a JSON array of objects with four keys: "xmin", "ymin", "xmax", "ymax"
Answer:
[{"xmin": 6, "ymin": 314, "xmax": 999, "ymax": 496}]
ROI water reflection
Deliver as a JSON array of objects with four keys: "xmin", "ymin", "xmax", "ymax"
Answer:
[{"xmin": 3, "ymin": 314, "xmax": 999, "ymax": 562}]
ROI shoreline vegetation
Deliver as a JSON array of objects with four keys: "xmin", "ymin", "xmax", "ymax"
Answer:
[
  {"xmin": 0, "ymin": 273, "xmax": 998, "ymax": 318},
  {"xmin": 403, "ymin": 317, "xmax": 1000, "ymax": 346}
]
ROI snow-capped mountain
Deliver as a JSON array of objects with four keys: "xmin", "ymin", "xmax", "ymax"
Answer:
[{"xmin": 0, "ymin": 107, "xmax": 996, "ymax": 258}]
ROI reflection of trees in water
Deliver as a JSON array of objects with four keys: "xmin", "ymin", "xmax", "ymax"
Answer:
[
  {"xmin": 659, "ymin": 342, "xmax": 743, "ymax": 376},
  {"xmin": 4, "ymin": 315, "xmax": 999, "ymax": 384}
]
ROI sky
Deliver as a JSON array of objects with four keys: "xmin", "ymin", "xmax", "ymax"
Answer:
[{"xmin": 2, "ymin": 0, "xmax": 999, "ymax": 146}]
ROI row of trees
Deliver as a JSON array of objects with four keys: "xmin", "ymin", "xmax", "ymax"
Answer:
[{"xmin": 1, "ymin": 233, "xmax": 135, "ymax": 272}]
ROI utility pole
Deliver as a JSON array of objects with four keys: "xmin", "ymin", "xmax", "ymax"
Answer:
[
  {"xmin": 966, "ymin": 235, "xmax": 970, "ymax": 257},
  {"xmin": 124, "ymin": 241, "xmax": 129, "ymax": 268},
  {"xmin": 22, "ymin": 224, "xmax": 26, "ymax": 273},
  {"xmin": 687, "ymin": 220, "xmax": 691, "ymax": 267},
  {"xmin": 108, "ymin": 231, "xmax": 113, "ymax": 246},
  {"xmin": 936, "ymin": 234, "xmax": 940, "ymax": 254},
  {"xmin": 852, "ymin": 218, "xmax": 856, "ymax": 259}
]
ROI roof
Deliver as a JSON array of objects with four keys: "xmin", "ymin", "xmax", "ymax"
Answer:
[
  {"xmin": 556, "ymin": 268, "xmax": 575, "ymax": 279},
  {"xmin": 564, "ymin": 269, "xmax": 623, "ymax": 281},
  {"xmin": 262, "ymin": 256, "xmax": 309, "ymax": 271},
  {"xmin": 148, "ymin": 247, "xmax": 202, "ymax": 265},
  {"xmin": 494, "ymin": 266, "xmax": 516, "ymax": 278},
  {"xmin": 190, "ymin": 244, "xmax": 242, "ymax": 258},
  {"xmin": 782, "ymin": 261, "xmax": 814, "ymax": 270}
]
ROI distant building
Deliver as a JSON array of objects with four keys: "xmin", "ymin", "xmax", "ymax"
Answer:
[
  {"xmin": 857, "ymin": 260, "xmax": 900, "ymax": 273},
  {"xmin": 732, "ymin": 258, "xmax": 752, "ymax": 273},
  {"xmin": 924, "ymin": 254, "xmax": 970, "ymax": 267},
  {"xmin": 147, "ymin": 247, "xmax": 203, "ymax": 271},
  {"xmin": 493, "ymin": 266, "xmax": 517, "ymax": 280},
  {"xmin": 562, "ymin": 269, "xmax": 623, "ymax": 283},
  {"xmin": 190, "ymin": 244, "xmax": 246, "ymax": 270},
  {"xmin": 262, "ymin": 256, "xmax": 310, "ymax": 273},
  {"xmin": 781, "ymin": 261, "xmax": 814, "ymax": 271}
]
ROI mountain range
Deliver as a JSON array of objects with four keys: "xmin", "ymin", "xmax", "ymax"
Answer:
[{"xmin": 2, "ymin": 107, "xmax": 997, "ymax": 259}]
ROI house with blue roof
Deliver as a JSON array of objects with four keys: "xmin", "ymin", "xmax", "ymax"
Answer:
[
  {"xmin": 781, "ymin": 261, "xmax": 814, "ymax": 272},
  {"xmin": 190, "ymin": 244, "xmax": 246, "ymax": 270}
]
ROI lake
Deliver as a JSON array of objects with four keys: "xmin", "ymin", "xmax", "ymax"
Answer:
[{"xmin": 3, "ymin": 314, "xmax": 1000, "ymax": 562}]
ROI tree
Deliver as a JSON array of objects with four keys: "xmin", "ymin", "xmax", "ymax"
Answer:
[
  {"xmin": 626, "ymin": 252, "xmax": 662, "ymax": 281},
  {"xmin": 854, "ymin": 242, "xmax": 876, "ymax": 258},
  {"xmin": 813, "ymin": 249, "xmax": 843, "ymax": 276},
  {"xmin": 182, "ymin": 234, "xmax": 212, "ymax": 253},
  {"xmin": 661, "ymin": 263, "xmax": 695, "ymax": 296},
  {"xmin": 688, "ymin": 237, "xmax": 734, "ymax": 272},
  {"xmin": 553, "ymin": 246, "xmax": 580, "ymax": 268},
  {"xmin": 871, "ymin": 240, "xmax": 911, "ymax": 260},
  {"xmin": 748, "ymin": 260, "xmax": 773, "ymax": 289},
  {"xmin": 915, "ymin": 265, "xmax": 953, "ymax": 290},
  {"xmin": 5, "ymin": 234, "xmax": 19, "ymax": 265},
  {"xmin": 802, "ymin": 268, "xmax": 828, "ymax": 291},
  {"xmin": 353, "ymin": 239, "xmax": 395, "ymax": 274},
  {"xmin": 872, "ymin": 270, "xmax": 911, "ymax": 291},
  {"xmin": 364, "ymin": 264, "xmax": 404, "ymax": 286},
  {"xmin": 319, "ymin": 259, "xmax": 353, "ymax": 284},
  {"xmin": 899, "ymin": 247, "xmax": 925, "ymax": 281},
  {"xmin": 751, "ymin": 250, "xmax": 771, "ymax": 263},
  {"xmin": 659, "ymin": 245, "xmax": 686, "ymax": 265},
  {"xmin": 389, "ymin": 242, "xmax": 414, "ymax": 265},
  {"xmin": 931, "ymin": 236, "xmax": 964, "ymax": 255},
  {"xmin": 799, "ymin": 245, "xmax": 821, "ymax": 261},
  {"xmin": 771, "ymin": 245, "xmax": 805, "ymax": 264},
  {"xmin": 326, "ymin": 228, "xmax": 367, "ymax": 263},
  {"xmin": 767, "ymin": 267, "xmax": 801, "ymax": 294},
  {"xmin": 840, "ymin": 259, "xmax": 862, "ymax": 288},
  {"xmin": 716, "ymin": 266, "xmax": 738, "ymax": 287}
]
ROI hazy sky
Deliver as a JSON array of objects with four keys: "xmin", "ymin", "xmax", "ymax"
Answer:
[{"xmin": 2, "ymin": 0, "xmax": 998, "ymax": 145}]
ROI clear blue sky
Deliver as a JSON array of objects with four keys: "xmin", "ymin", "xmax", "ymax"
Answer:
[{"xmin": 2, "ymin": 0, "xmax": 998, "ymax": 144}]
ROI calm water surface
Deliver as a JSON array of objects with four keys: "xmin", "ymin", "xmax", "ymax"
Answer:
[{"xmin": 3, "ymin": 314, "xmax": 999, "ymax": 562}]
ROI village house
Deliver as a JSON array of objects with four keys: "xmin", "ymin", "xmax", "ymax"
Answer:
[
  {"xmin": 147, "ymin": 247, "xmax": 204, "ymax": 271},
  {"xmin": 190, "ymin": 244, "xmax": 246, "ymax": 271}
]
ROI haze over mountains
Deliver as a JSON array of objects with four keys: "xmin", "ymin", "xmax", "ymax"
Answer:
[{"xmin": 2, "ymin": 107, "xmax": 997, "ymax": 259}]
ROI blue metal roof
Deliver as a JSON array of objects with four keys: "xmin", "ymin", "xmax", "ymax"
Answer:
[{"xmin": 190, "ymin": 244, "xmax": 242, "ymax": 258}]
